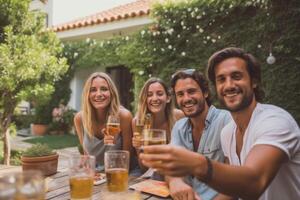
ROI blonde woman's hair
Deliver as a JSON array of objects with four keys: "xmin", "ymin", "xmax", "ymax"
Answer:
[
  {"xmin": 81, "ymin": 72, "xmax": 120, "ymax": 137},
  {"xmin": 136, "ymin": 78, "xmax": 175, "ymax": 139}
]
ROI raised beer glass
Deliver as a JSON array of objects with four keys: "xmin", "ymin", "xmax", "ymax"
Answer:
[
  {"xmin": 106, "ymin": 115, "xmax": 121, "ymax": 145},
  {"xmin": 133, "ymin": 118, "xmax": 144, "ymax": 148},
  {"xmin": 141, "ymin": 129, "xmax": 167, "ymax": 147},
  {"xmin": 134, "ymin": 118, "xmax": 144, "ymax": 136},
  {"xmin": 141, "ymin": 129, "xmax": 167, "ymax": 171},
  {"xmin": 104, "ymin": 150, "xmax": 129, "ymax": 192}
]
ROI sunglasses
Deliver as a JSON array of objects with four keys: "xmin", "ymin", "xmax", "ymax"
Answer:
[{"xmin": 171, "ymin": 68, "xmax": 196, "ymax": 79}]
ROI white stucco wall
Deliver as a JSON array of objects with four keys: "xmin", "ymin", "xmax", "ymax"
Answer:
[
  {"xmin": 52, "ymin": 0, "xmax": 136, "ymax": 26},
  {"xmin": 30, "ymin": 0, "xmax": 54, "ymax": 27}
]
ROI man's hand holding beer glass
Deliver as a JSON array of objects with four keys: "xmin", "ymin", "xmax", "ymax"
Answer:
[{"xmin": 140, "ymin": 145, "xmax": 207, "ymax": 178}]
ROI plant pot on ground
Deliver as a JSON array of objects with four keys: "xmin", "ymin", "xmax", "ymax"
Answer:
[
  {"xmin": 31, "ymin": 123, "xmax": 48, "ymax": 136},
  {"xmin": 21, "ymin": 143, "xmax": 59, "ymax": 176},
  {"xmin": 31, "ymin": 104, "xmax": 52, "ymax": 136}
]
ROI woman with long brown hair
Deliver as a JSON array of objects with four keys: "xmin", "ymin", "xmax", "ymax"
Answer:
[{"xmin": 132, "ymin": 77, "xmax": 184, "ymax": 173}]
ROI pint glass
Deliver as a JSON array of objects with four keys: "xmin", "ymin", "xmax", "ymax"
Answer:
[
  {"xmin": 104, "ymin": 150, "xmax": 129, "ymax": 192},
  {"xmin": 69, "ymin": 155, "xmax": 95, "ymax": 200}
]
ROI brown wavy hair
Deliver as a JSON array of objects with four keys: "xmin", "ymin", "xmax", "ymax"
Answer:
[
  {"xmin": 207, "ymin": 47, "xmax": 264, "ymax": 101},
  {"xmin": 171, "ymin": 69, "xmax": 212, "ymax": 106},
  {"xmin": 136, "ymin": 77, "xmax": 176, "ymax": 134}
]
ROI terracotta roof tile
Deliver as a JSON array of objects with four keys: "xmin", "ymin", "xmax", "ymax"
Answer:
[{"xmin": 52, "ymin": 0, "xmax": 151, "ymax": 32}]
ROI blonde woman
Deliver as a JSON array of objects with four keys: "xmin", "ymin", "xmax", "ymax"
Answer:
[
  {"xmin": 132, "ymin": 77, "xmax": 184, "ymax": 173},
  {"xmin": 74, "ymin": 72, "xmax": 133, "ymax": 170}
]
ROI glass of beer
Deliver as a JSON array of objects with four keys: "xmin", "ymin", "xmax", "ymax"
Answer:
[
  {"xmin": 141, "ymin": 129, "xmax": 167, "ymax": 147},
  {"xmin": 134, "ymin": 118, "xmax": 144, "ymax": 136},
  {"xmin": 69, "ymin": 154, "xmax": 95, "ymax": 200},
  {"xmin": 133, "ymin": 118, "xmax": 144, "ymax": 148},
  {"xmin": 106, "ymin": 115, "xmax": 121, "ymax": 145},
  {"xmin": 104, "ymin": 150, "xmax": 129, "ymax": 192},
  {"xmin": 0, "ymin": 170, "xmax": 45, "ymax": 200}
]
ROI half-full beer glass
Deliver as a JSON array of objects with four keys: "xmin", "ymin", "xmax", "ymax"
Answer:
[
  {"xmin": 104, "ymin": 150, "xmax": 129, "ymax": 192},
  {"xmin": 141, "ymin": 129, "xmax": 167, "ymax": 147},
  {"xmin": 141, "ymin": 129, "xmax": 167, "ymax": 170},
  {"xmin": 69, "ymin": 155, "xmax": 95, "ymax": 200}
]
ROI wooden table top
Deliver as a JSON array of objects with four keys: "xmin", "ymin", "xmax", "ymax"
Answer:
[{"xmin": 46, "ymin": 170, "xmax": 172, "ymax": 200}]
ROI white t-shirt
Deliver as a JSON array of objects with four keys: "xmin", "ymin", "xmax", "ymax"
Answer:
[{"xmin": 221, "ymin": 103, "xmax": 300, "ymax": 200}]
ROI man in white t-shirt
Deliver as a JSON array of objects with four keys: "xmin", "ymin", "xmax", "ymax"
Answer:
[{"xmin": 139, "ymin": 47, "xmax": 300, "ymax": 200}]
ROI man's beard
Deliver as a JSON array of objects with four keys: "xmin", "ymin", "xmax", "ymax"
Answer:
[
  {"xmin": 182, "ymin": 99, "xmax": 206, "ymax": 118},
  {"xmin": 218, "ymin": 89, "xmax": 254, "ymax": 112}
]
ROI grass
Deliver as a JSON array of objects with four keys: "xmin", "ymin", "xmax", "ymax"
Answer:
[{"xmin": 24, "ymin": 134, "xmax": 80, "ymax": 149}]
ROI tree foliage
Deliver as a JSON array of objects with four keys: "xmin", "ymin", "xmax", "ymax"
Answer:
[
  {"xmin": 0, "ymin": 0, "xmax": 68, "ymax": 164},
  {"xmin": 0, "ymin": 0, "xmax": 29, "ymax": 42}
]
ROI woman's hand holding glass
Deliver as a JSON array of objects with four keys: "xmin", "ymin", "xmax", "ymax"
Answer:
[
  {"xmin": 103, "ymin": 132, "xmax": 115, "ymax": 145},
  {"xmin": 132, "ymin": 133, "xmax": 141, "ymax": 148},
  {"xmin": 104, "ymin": 115, "xmax": 121, "ymax": 145}
]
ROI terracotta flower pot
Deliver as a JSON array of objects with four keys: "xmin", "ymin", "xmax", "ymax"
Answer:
[
  {"xmin": 21, "ymin": 154, "xmax": 59, "ymax": 176},
  {"xmin": 31, "ymin": 124, "xmax": 48, "ymax": 136}
]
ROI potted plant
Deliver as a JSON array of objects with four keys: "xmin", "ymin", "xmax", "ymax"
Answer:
[{"xmin": 21, "ymin": 143, "xmax": 59, "ymax": 176}]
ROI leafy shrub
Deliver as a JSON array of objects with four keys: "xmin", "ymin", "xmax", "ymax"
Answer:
[
  {"xmin": 10, "ymin": 149, "xmax": 23, "ymax": 165},
  {"xmin": 22, "ymin": 143, "xmax": 55, "ymax": 157},
  {"xmin": 33, "ymin": 104, "xmax": 53, "ymax": 125},
  {"xmin": 49, "ymin": 104, "xmax": 76, "ymax": 134},
  {"xmin": 12, "ymin": 114, "xmax": 35, "ymax": 129}
]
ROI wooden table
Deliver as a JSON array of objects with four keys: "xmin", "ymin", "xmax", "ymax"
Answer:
[
  {"xmin": 0, "ymin": 165, "xmax": 22, "ymax": 176},
  {"xmin": 46, "ymin": 171, "xmax": 172, "ymax": 200}
]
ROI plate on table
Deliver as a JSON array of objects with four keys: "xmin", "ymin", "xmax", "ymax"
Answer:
[
  {"xmin": 94, "ymin": 172, "xmax": 106, "ymax": 185},
  {"xmin": 130, "ymin": 179, "xmax": 170, "ymax": 197}
]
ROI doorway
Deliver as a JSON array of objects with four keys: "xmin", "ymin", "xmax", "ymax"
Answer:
[{"xmin": 106, "ymin": 66, "xmax": 134, "ymax": 111}]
